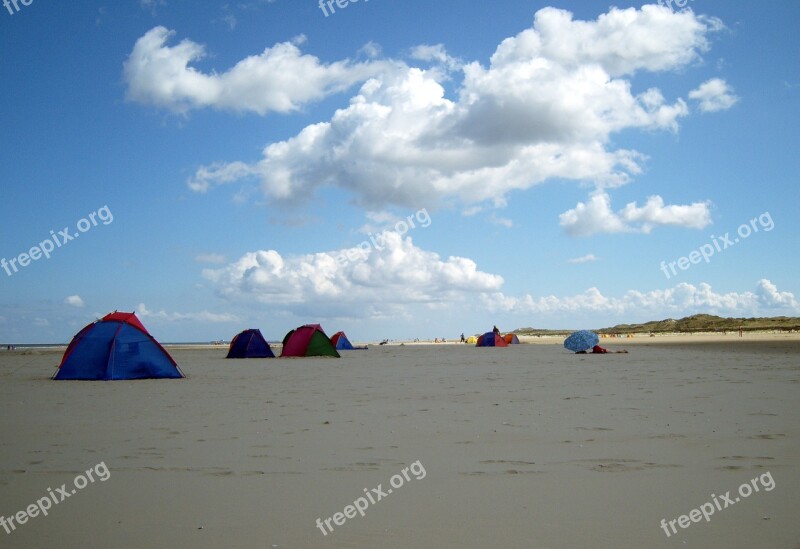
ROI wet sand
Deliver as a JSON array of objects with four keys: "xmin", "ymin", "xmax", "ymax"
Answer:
[{"xmin": 0, "ymin": 341, "xmax": 798, "ymax": 548}]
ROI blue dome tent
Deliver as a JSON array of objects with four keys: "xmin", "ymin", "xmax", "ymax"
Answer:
[
  {"xmin": 226, "ymin": 329, "xmax": 275, "ymax": 358},
  {"xmin": 54, "ymin": 312, "xmax": 183, "ymax": 380}
]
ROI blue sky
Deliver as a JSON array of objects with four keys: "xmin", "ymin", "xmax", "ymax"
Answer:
[{"xmin": 1, "ymin": 0, "xmax": 798, "ymax": 343}]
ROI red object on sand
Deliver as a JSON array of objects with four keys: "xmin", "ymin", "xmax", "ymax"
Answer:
[{"xmin": 591, "ymin": 345, "xmax": 608, "ymax": 354}]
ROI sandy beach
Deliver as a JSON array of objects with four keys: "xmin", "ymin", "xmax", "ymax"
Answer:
[{"xmin": 1, "ymin": 339, "xmax": 798, "ymax": 548}]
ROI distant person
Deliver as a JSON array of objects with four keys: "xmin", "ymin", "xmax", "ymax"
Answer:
[
  {"xmin": 589, "ymin": 345, "xmax": 628, "ymax": 354},
  {"xmin": 460, "ymin": 333, "xmax": 465, "ymax": 343},
  {"xmin": 492, "ymin": 325, "xmax": 500, "ymax": 335}
]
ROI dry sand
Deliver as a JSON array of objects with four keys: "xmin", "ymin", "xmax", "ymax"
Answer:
[{"xmin": 0, "ymin": 339, "xmax": 798, "ymax": 548}]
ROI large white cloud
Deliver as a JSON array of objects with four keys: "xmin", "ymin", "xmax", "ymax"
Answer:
[
  {"xmin": 201, "ymin": 220, "xmax": 797, "ymax": 321},
  {"xmin": 176, "ymin": 5, "xmax": 720, "ymax": 229},
  {"xmin": 123, "ymin": 27, "xmax": 393, "ymax": 115},
  {"xmin": 202, "ymin": 231, "xmax": 503, "ymax": 318},
  {"xmin": 504, "ymin": 5, "xmax": 720, "ymax": 77}
]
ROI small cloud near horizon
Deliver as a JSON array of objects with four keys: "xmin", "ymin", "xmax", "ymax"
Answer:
[
  {"xmin": 64, "ymin": 295, "xmax": 85, "ymax": 308},
  {"xmin": 568, "ymin": 254, "xmax": 599, "ymax": 264},
  {"xmin": 689, "ymin": 78, "xmax": 739, "ymax": 113}
]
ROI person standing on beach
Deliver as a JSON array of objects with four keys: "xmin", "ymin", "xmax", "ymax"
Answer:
[{"xmin": 492, "ymin": 325, "xmax": 500, "ymax": 335}]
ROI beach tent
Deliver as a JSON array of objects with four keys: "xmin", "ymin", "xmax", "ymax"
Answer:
[
  {"xmin": 465, "ymin": 335, "xmax": 478, "ymax": 344},
  {"xmin": 54, "ymin": 311, "xmax": 183, "ymax": 380},
  {"xmin": 280, "ymin": 324, "xmax": 340, "ymax": 358},
  {"xmin": 330, "ymin": 331, "xmax": 355, "ymax": 351},
  {"xmin": 503, "ymin": 333, "xmax": 520, "ymax": 344},
  {"xmin": 475, "ymin": 332, "xmax": 508, "ymax": 347},
  {"xmin": 226, "ymin": 329, "xmax": 274, "ymax": 358}
]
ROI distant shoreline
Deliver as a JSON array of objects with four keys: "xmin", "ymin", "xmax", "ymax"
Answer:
[
  {"xmin": 5, "ymin": 331, "xmax": 799, "ymax": 351},
  {"xmin": 387, "ymin": 332, "xmax": 800, "ymax": 346}
]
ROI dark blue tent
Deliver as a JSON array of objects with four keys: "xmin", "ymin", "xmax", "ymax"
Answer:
[
  {"xmin": 54, "ymin": 312, "xmax": 183, "ymax": 380},
  {"xmin": 227, "ymin": 329, "xmax": 275, "ymax": 358}
]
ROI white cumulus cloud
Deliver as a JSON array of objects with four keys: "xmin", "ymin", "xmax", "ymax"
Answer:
[
  {"xmin": 689, "ymin": 78, "xmax": 739, "ymax": 112},
  {"xmin": 123, "ymin": 27, "xmax": 393, "ymax": 115},
  {"xmin": 482, "ymin": 279, "xmax": 799, "ymax": 316},
  {"xmin": 64, "ymin": 295, "xmax": 85, "ymax": 308},
  {"xmin": 559, "ymin": 191, "xmax": 711, "ymax": 236},
  {"xmin": 175, "ymin": 5, "xmax": 721, "ymax": 217},
  {"xmin": 202, "ymin": 231, "xmax": 503, "ymax": 318}
]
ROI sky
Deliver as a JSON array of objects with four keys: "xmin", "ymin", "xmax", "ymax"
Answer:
[{"xmin": 1, "ymin": 0, "xmax": 799, "ymax": 343}]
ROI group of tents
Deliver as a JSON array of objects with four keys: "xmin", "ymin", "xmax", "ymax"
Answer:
[
  {"xmin": 469, "ymin": 332, "xmax": 520, "ymax": 347},
  {"xmin": 53, "ymin": 311, "xmax": 361, "ymax": 381},
  {"xmin": 52, "ymin": 310, "xmax": 530, "ymax": 381},
  {"xmin": 226, "ymin": 326, "xmax": 363, "ymax": 359}
]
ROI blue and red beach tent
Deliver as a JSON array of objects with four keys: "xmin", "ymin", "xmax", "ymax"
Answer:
[
  {"xmin": 330, "ymin": 331, "xmax": 355, "ymax": 350},
  {"xmin": 475, "ymin": 332, "xmax": 509, "ymax": 347},
  {"xmin": 54, "ymin": 311, "xmax": 183, "ymax": 380}
]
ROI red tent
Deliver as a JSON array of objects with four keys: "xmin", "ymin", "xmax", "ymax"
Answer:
[{"xmin": 280, "ymin": 324, "xmax": 340, "ymax": 358}]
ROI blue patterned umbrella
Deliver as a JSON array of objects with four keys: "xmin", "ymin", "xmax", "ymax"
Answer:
[{"xmin": 564, "ymin": 330, "xmax": 599, "ymax": 352}]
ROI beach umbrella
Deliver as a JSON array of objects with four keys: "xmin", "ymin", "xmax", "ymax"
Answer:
[{"xmin": 563, "ymin": 330, "xmax": 599, "ymax": 353}]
